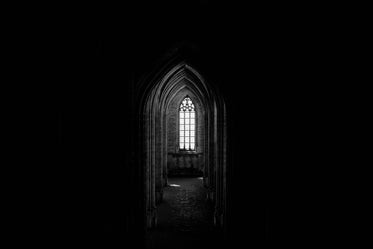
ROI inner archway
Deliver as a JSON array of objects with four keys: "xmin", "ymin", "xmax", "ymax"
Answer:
[{"xmin": 140, "ymin": 62, "xmax": 227, "ymax": 247}]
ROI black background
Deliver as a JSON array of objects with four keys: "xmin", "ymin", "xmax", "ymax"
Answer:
[{"xmin": 41, "ymin": 1, "xmax": 356, "ymax": 247}]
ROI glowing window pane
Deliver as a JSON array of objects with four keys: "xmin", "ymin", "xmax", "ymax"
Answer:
[{"xmin": 179, "ymin": 96, "xmax": 196, "ymax": 151}]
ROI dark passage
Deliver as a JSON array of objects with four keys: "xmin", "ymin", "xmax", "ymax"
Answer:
[{"xmin": 146, "ymin": 177, "xmax": 222, "ymax": 249}]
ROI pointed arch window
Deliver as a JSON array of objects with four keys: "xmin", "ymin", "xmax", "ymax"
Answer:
[{"xmin": 179, "ymin": 96, "xmax": 195, "ymax": 151}]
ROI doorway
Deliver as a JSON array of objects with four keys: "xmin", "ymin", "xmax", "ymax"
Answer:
[{"xmin": 140, "ymin": 62, "xmax": 227, "ymax": 246}]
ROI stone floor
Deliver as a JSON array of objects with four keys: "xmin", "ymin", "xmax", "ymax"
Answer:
[{"xmin": 146, "ymin": 177, "xmax": 222, "ymax": 249}]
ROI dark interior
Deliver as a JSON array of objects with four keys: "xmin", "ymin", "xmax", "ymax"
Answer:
[{"xmin": 50, "ymin": 2, "xmax": 349, "ymax": 247}]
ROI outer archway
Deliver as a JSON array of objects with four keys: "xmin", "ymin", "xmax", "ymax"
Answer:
[{"xmin": 139, "ymin": 61, "xmax": 227, "ymax": 231}]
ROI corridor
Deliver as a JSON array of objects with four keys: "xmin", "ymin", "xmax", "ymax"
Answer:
[{"xmin": 146, "ymin": 177, "xmax": 222, "ymax": 249}]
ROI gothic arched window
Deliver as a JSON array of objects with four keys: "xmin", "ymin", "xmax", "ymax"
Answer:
[{"xmin": 179, "ymin": 96, "xmax": 195, "ymax": 151}]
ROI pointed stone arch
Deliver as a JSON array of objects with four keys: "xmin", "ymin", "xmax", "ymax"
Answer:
[{"xmin": 139, "ymin": 61, "xmax": 227, "ymax": 230}]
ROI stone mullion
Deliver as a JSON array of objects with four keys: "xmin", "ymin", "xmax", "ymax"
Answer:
[
  {"xmin": 144, "ymin": 108, "xmax": 151, "ymax": 229},
  {"xmin": 209, "ymin": 107, "xmax": 216, "ymax": 202},
  {"xmin": 155, "ymin": 107, "xmax": 163, "ymax": 204},
  {"xmin": 217, "ymin": 107, "xmax": 225, "ymax": 228},
  {"xmin": 214, "ymin": 105, "xmax": 221, "ymax": 226},
  {"xmin": 204, "ymin": 111, "xmax": 209, "ymax": 188},
  {"xmin": 163, "ymin": 114, "xmax": 168, "ymax": 187},
  {"xmin": 150, "ymin": 106, "xmax": 156, "ymax": 227},
  {"xmin": 222, "ymin": 106, "xmax": 227, "ymax": 235}
]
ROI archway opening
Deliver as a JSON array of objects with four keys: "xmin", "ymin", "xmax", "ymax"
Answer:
[{"xmin": 140, "ymin": 62, "xmax": 227, "ymax": 247}]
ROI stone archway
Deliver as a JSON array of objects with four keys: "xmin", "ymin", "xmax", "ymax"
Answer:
[{"xmin": 139, "ymin": 61, "xmax": 227, "ymax": 231}]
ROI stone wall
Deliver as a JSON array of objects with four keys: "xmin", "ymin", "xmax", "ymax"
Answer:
[{"xmin": 167, "ymin": 152, "xmax": 203, "ymax": 176}]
